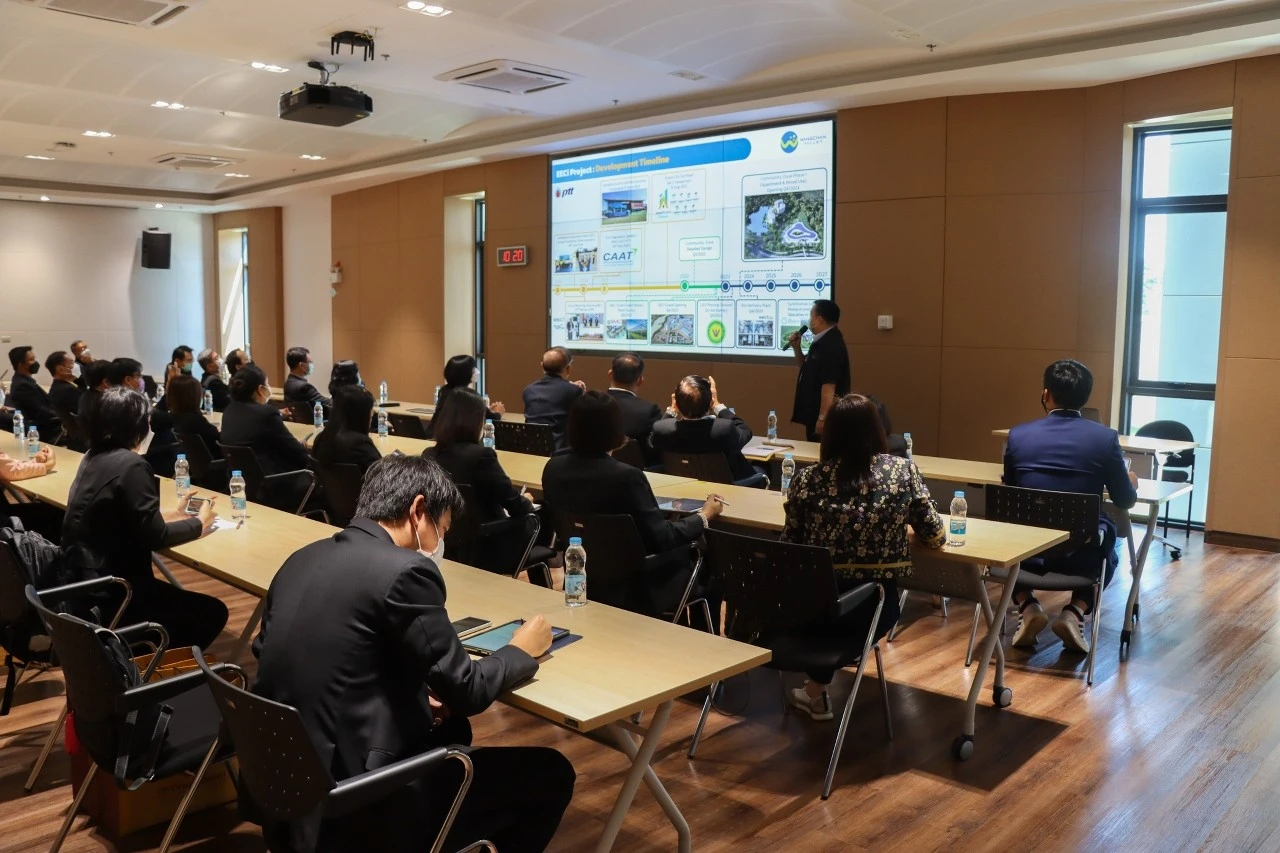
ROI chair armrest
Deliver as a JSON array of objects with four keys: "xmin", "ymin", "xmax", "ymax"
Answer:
[
  {"xmin": 262, "ymin": 470, "xmax": 316, "ymax": 486},
  {"xmin": 734, "ymin": 472, "xmax": 769, "ymax": 489},
  {"xmin": 526, "ymin": 562, "xmax": 553, "ymax": 589},
  {"xmin": 831, "ymin": 582, "xmax": 879, "ymax": 622},
  {"xmin": 116, "ymin": 666, "xmax": 213, "ymax": 712},
  {"xmin": 113, "ymin": 622, "xmax": 170, "ymax": 678},
  {"xmin": 34, "ymin": 576, "xmax": 131, "ymax": 607},
  {"xmin": 326, "ymin": 746, "xmax": 458, "ymax": 817}
]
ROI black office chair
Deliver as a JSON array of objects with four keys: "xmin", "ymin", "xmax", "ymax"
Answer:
[
  {"xmin": 686, "ymin": 529, "xmax": 891, "ymax": 800},
  {"xmin": 174, "ymin": 431, "xmax": 228, "ymax": 492},
  {"xmin": 191, "ymin": 650, "xmax": 491, "ymax": 853},
  {"xmin": 1134, "ymin": 419, "xmax": 1196, "ymax": 538},
  {"xmin": 314, "ymin": 461, "xmax": 363, "ymax": 528},
  {"xmin": 980, "ymin": 485, "xmax": 1107, "ymax": 683},
  {"xmin": 550, "ymin": 510, "xmax": 709, "ymax": 628},
  {"xmin": 1081, "ymin": 407, "xmax": 1103, "ymax": 423},
  {"xmin": 492, "ymin": 420, "xmax": 556, "ymax": 457},
  {"xmin": 445, "ymin": 484, "xmax": 551, "ymax": 587},
  {"xmin": 611, "ymin": 438, "xmax": 647, "ymax": 470},
  {"xmin": 289, "ymin": 404, "xmax": 319, "ymax": 425},
  {"xmin": 661, "ymin": 451, "xmax": 769, "ymax": 489},
  {"xmin": 218, "ymin": 443, "xmax": 320, "ymax": 517},
  {"xmin": 53, "ymin": 407, "xmax": 88, "ymax": 452},
  {"xmin": 389, "ymin": 412, "xmax": 429, "ymax": 439},
  {"xmin": 25, "ymin": 587, "xmax": 237, "ymax": 853}
]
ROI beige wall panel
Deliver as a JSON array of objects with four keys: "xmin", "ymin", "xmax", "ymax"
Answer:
[
  {"xmin": 330, "ymin": 245, "xmax": 361, "ymax": 333},
  {"xmin": 359, "ymin": 183, "xmax": 400, "ymax": 247},
  {"xmin": 399, "ymin": 173, "xmax": 445, "ymax": 241},
  {"xmin": 1233, "ymin": 55, "xmax": 1280, "ymax": 179},
  {"xmin": 849, "ymin": 343, "xmax": 943, "ymax": 456},
  {"xmin": 837, "ymin": 99, "xmax": 947, "ymax": 202},
  {"xmin": 1079, "ymin": 190, "xmax": 1123, "ymax": 354},
  {"xmin": 486, "ymin": 157, "xmax": 551, "ymax": 231},
  {"xmin": 331, "ymin": 190, "xmax": 361, "ymax": 250},
  {"xmin": 1121, "ymin": 62, "xmax": 1236, "ymax": 123},
  {"xmin": 946, "ymin": 89, "xmax": 1085, "ymax": 196},
  {"xmin": 395, "ymin": 237, "xmax": 443, "ymax": 335},
  {"xmin": 1084, "ymin": 83, "xmax": 1125, "ymax": 193},
  {"xmin": 1207, "ymin": 356, "xmax": 1280, "ymax": 538},
  {"xmin": 443, "ymin": 165, "xmax": 487, "ymax": 197},
  {"xmin": 1221, "ymin": 176, "xmax": 1280, "ymax": 360}
]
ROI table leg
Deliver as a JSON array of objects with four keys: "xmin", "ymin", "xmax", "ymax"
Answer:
[
  {"xmin": 230, "ymin": 598, "xmax": 266, "ymax": 663},
  {"xmin": 1121, "ymin": 503, "xmax": 1160, "ymax": 656},
  {"xmin": 597, "ymin": 701, "xmax": 687, "ymax": 853},
  {"xmin": 954, "ymin": 563, "xmax": 1019, "ymax": 761}
]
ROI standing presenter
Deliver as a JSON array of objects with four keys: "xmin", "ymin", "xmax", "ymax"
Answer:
[{"xmin": 787, "ymin": 299, "xmax": 850, "ymax": 441}]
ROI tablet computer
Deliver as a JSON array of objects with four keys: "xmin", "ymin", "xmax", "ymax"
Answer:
[
  {"xmin": 656, "ymin": 497, "xmax": 706, "ymax": 513},
  {"xmin": 463, "ymin": 619, "xmax": 569, "ymax": 655}
]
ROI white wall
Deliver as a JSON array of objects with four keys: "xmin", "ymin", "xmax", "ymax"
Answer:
[
  {"xmin": 0, "ymin": 200, "xmax": 213, "ymax": 377},
  {"xmin": 281, "ymin": 200, "xmax": 333, "ymax": 377}
]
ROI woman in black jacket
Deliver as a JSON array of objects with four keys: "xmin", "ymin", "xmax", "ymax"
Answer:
[
  {"xmin": 167, "ymin": 373, "xmax": 222, "ymax": 460},
  {"xmin": 425, "ymin": 389, "xmax": 529, "ymax": 522},
  {"xmin": 429, "ymin": 354, "xmax": 504, "ymax": 438},
  {"xmin": 61, "ymin": 386, "xmax": 226, "ymax": 649},
  {"xmin": 219, "ymin": 363, "xmax": 310, "ymax": 476},
  {"xmin": 328, "ymin": 359, "xmax": 362, "ymax": 398},
  {"xmin": 312, "ymin": 385, "xmax": 381, "ymax": 475}
]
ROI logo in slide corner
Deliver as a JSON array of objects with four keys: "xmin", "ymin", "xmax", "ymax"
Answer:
[{"xmin": 780, "ymin": 131, "xmax": 799, "ymax": 153}]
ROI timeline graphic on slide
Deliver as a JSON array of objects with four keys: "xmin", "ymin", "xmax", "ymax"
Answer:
[{"xmin": 548, "ymin": 119, "xmax": 834, "ymax": 359}]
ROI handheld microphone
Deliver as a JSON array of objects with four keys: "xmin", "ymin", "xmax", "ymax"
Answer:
[{"xmin": 782, "ymin": 325, "xmax": 808, "ymax": 350}]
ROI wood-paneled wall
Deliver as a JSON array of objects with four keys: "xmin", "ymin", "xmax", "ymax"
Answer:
[
  {"xmin": 328, "ymin": 57, "xmax": 1278, "ymax": 539},
  {"xmin": 212, "ymin": 207, "xmax": 285, "ymax": 380}
]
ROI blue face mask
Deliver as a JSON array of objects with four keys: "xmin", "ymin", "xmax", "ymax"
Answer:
[{"xmin": 306, "ymin": 363, "xmax": 314, "ymax": 377}]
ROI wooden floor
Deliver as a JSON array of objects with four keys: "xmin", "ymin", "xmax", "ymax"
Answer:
[{"xmin": 3, "ymin": 532, "xmax": 1279, "ymax": 852}]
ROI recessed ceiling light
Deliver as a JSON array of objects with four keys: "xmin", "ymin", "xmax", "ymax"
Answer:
[
  {"xmin": 82, "ymin": 130, "xmax": 114, "ymax": 138},
  {"xmin": 39, "ymin": 196, "xmax": 50, "ymax": 202},
  {"xmin": 155, "ymin": 203, "xmax": 164, "ymax": 209},
  {"xmin": 299, "ymin": 154, "xmax": 326, "ymax": 161},
  {"xmin": 224, "ymin": 172, "xmax": 251, "ymax": 178},
  {"xmin": 401, "ymin": 2, "xmax": 451, "ymax": 16},
  {"xmin": 25, "ymin": 154, "xmax": 55, "ymax": 160},
  {"xmin": 151, "ymin": 101, "xmax": 187, "ymax": 110},
  {"xmin": 249, "ymin": 62, "xmax": 289, "ymax": 73}
]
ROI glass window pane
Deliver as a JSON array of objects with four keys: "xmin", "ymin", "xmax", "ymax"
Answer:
[
  {"xmin": 1141, "ymin": 128, "xmax": 1231, "ymax": 198},
  {"xmin": 1136, "ymin": 211, "xmax": 1225, "ymax": 384},
  {"xmin": 1128, "ymin": 396, "xmax": 1212, "ymax": 524}
]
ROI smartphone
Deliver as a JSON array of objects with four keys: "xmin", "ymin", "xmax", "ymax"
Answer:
[
  {"xmin": 463, "ymin": 619, "xmax": 569, "ymax": 655},
  {"xmin": 184, "ymin": 496, "xmax": 210, "ymax": 515},
  {"xmin": 451, "ymin": 617, "xmax": 491, "ymax": 636}
]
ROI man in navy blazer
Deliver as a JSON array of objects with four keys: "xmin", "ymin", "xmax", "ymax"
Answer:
[
  {"xmin": 522, "ymin": 347, "xmax": 585, "ymax": 449},
  {"xmin": 1003, "ymin": 359, "xmax": 1138, "ymax": 654}
]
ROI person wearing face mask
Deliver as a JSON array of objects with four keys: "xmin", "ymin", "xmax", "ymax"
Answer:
[
  {"xmin": 77, "ymin": 359, "xmax": 113, "ymax": 421},
  {"xmin": 61, "ymin": 386, "xmax": 226, "ymax": 650},
  {"xmin": 70, "ymin": 339, "xmax": 94, "ymax": 390},
  {"xmin": 220, "ymin": 363, "xmax": 313, "ymax": 509},
  {"xmin": 197, "ymin": 348, "xmax": 230, "ymax": 412},
  {"xmin": 45, "ymin": 349, "xmax": 84, "ymax": 426},
  {"xmin": 283, "ymin": 346, "xmax": 331, "ymax": 418},
  {"xmin": 6, "ymin": 346, "xmax": 61, "ymax": 438},
  {"xmin": 108, "ymin": 357, "xmax": 179, "ymax": 475},
  {"xmin": 251, "ymin": 454, "xmax": 573, "ymax": 853},
  {"xmin": 424, "ymin": 389, "xmax": 531, "ymax": 523},
  {"xmin": 428, "ymin": 354, "xmax": 503, "ymax": 439},
  {"xmin": 328, "ymin": 359, "xmax": 362, "ymax": 397}
]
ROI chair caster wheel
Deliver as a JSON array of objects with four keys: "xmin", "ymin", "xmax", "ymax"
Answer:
[
  {"xmin": 1132, "ymin": 603, "xmax": 1141, "ymax": 621},
  {"xmin": 1120, "ymin": 629, "xmax": 1131, "ymax": 659},
  {"xmin": 992, "ymin": 686, "xmax": 1012, "ymax": 708},
  {"xmin": 1171, "ymin": 550, "xmax": 1182, "ymax": 561},
  {"xmin": 952, "ymin": 734, "xmax": 975, "ymax": 761}
]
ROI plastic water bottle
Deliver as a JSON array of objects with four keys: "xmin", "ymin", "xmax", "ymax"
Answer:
[
  {"xmin": 0, "ymin": 387, "xmax": 5, "ymax": 409},
  {"xmin": 313, "ymin": 402, "xmax": 324, "ymax": 431},
  {"xmin": 483, "ymin": 394, "xmax": 491, "ymax": 411},
  {"xmin": 203, "ymin": 390, "xmax": 213, "ymax": 414},
  {"xmin": 949, "ymin": 490, "xmax": 968, "ymax": 547},
  {"xmin": 781, "ymin": 453, "xmax": 795, "ymax": 497},
  {"xmin": 379, "ymin": 380, "xmax": 388, "ymax": 405},
  {"xmin": 904, "ymin": 432, "xmax": 914, "ymax": 459},
  {"xmin": 376, "ymin": 407, "xmax": 389, "ymax": 437},
  {"xmin": 25, "ymin": 427, "xmax": 39, "ymax": 461},
  {"xmin": 767, "ymin": 410, "xmax": 777, "ymax": 441},
  {"xmin": 12, "ymin": 411, "xmax": 24, "ymax": 454},
  {"xmin": 229, "ymin": 471, "xmax": 247, "ymax": 521},
  {"xmin": 482, "ymin": 419, "xmax": 496, "ymax": 449},
  {"xmin": 174, "ymin": 455, "xmax": 191, "ymax": 500},
  {"xmin": 564, "ymin": 538, "xmax": 587, "ymax": 607}
]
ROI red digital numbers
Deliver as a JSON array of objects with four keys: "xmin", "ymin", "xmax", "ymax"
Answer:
[{"xmin": 497, "ymin": 246, "xmax": 528, "ymax": 266}]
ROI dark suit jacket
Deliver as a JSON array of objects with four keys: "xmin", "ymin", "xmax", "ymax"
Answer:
[
  {"xmin": 311, "ymin": 427, "xmax": 381, "ymax": 475},
  {"xmin": 608, "ymin": 388, "xmax": 661, "ymax": 461},
  {"xmin": 426, "ymin": 384, "xmax": 501, "ymax": 439},
  {"xmin": 542, "ymin": 452, "xmax": 704, "ymax": 556},
  {"xmin": 1004, "ymin": 410, "xmax": 1138, "ymax": 511},
  {"xmin": 651, "ymin": 409, "xmax": 756, "ymax": 482},
  {"xmin": 61, "ymin": 448, "xmax": 202, "ymax": 606},
  {"xmin": 425, "ymin": 442, "xmax": 533, "ymax": 523},
  {"xmin": 522, "ymin": 374, "xmax": 583, "ymax": 449},
  {"xmin": 9, "ymin": 374, "xmax": 60, "ymax": 437},
  {"xmin": 219, "ymin": 400, "xmax": 310, "ymax": 475},
  {"xmin": 48, "ymin": 380, "xmax": 83, "ymax": 420},
  {"xmin": 791, "ymin": 326, "xmax": 850, "ymax": 431},
  {"xmin": 284, "ymin": 373, "xmax": 330, "ymax": 416},
  {"xmin": 251, "ymin": 518, "xmax": 538, "ymax": 852},
  {"xmin": 171, "ymin": 411, "xmax": 222, "ymax": 460},
  {"xmin": 200, "ymin": 371, "xmax": 230, "ymax": 412},
  {"xmin": 77, "ymin": 388, "xmax": 101, "ymax": 421}
]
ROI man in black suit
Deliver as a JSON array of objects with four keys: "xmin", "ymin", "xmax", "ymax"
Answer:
[
  {"xmin": 70, "ymin": 339, "xmax": 94, "ymax": 390},
  {"xmin": 522, "ymin": 347, "xmax": 585, "ymax": 449},
  {"xmin": 7, "ymin": 346, "xmax": 60, "ymax": 438},
  {"xmin": 606, "ymin": 353, "xmax": 661, "ymax": 462},
  {"xmin": 107, "ymin": 357, "xmax": 178, "ymax": 475},
  {"xmin": 651, "ymin": 375, "xmax": 764, "ymax": 486},
  {"xmin": 252, "ymin": 454, "xmax": 573, "ymax": 853},
  {"xmin": 45, "ymin": 350, "xmax": 83, "ymax": 421},
  {"xmin": 196, "ymin": 348, "xmax": 230, "ymax": 412},
  {"xmin": 283, "ymin": 346, "xmax": 330, "ymax": 418},
  {"xmin": 788, "ymin": 299, "xmax": 851, "ymax": 441}
]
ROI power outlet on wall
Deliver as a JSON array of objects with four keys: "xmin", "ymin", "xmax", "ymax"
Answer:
[{"xmin": 0, "ymin": 335, "xmax": 10, "ymax": 343}]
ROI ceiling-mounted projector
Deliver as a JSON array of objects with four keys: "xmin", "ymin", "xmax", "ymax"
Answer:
[{"xmin": 279, "ymin": 61, "xmax": 372, "ymax": 127}]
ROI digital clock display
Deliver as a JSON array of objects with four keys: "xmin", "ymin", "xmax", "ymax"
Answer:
[{"xmin": 496, "ymin": 245, "xmax": 528, "ymax": 267}]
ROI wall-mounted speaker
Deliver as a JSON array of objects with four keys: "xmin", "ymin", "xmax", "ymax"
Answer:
[{"xmin": 141, "ymin": 229, "xmax": 171, "ymax": 269}]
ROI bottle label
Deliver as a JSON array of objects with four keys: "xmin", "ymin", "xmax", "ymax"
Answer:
[
  {"xmin": 565, "ymin": 575, "xmax": 586, "ymax": 597},
  {"xmin": 231, "ymin": 497, "xmax": 247, "ymax": 511},
  {"xmin": 950, "ymin": 518, "xmax": 967, "ymax": 535}
]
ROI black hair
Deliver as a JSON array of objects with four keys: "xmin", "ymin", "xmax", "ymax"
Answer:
[
  {"xmin": 611, "ymin": 353, "xmax": 644, "ymax": 386},
  {"xmin": 355, "ymin": 454, "xmax": 464, "ymax": 526},
  {"xmin": 329, "ymin": 360, "xmax": 361, "ymax": 396},
  {"xmin": 229, "ymin": 362, "xmax": 268, "ymax": 403},
  {"xmin": 329, "ymin": 384, "xmax": 374, "ymax": 433},
  {"xmin": 166, "ymin": 374, "xmax": 204, "ymax": 415},
  {"xmin": 8, "ymin": 346, "xmax": 32, "ymax": 370},
  {"xmin": 432, "ymin": 388, "xmax": 486, "ymax": 448},
  {"xmin": 107, "ymin": 357, "xmax": 142, "ymax": 386},
  {"xmin": 87, "ymin": 386, "xmax": 152, "ymax": 453},
  {"xmin": 813, "ymin": 300, "xmax": 840, "ymax": 324},
  {"xmin": 85, "ymin": 359, "xmax": 112, "ymax": 390},
  {"xmin": 1044, "ymin": 359, "xmax": 1093, "ymax": 410},
  {"xmin": 171, "ymin": 345, "xmax": 193, "ymax": 363},
  {"xmin": 675, "ymin": 375, "xmax": 712, "ymax": 419},
  {"xmin": 44, "ymin": 350, "xmax": 70, "ymax": 375},
  {"xmin": 566, "ymin": 390, "xmax": 624, "ymax": 455},
  {"xmin": 286, "ymin": 346, "xmax": 311, "ymax": 370},
  {"xmin": 224, "ymin": 349, "xmax": 247, "ymax": 375},
  {"xmin": 443, "ymin": 354, "xmax": 477, "ymax": 389},
  {"xmin": 820, "ymin": 394, "xmax": 889, "ymax": 487}
]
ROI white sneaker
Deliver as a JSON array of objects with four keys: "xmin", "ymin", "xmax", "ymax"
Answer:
[
  {"xmin": 1011, "ymin": 601, "xmax": 1048, "ymax": 649},
  {"xmin": 1053, "ymin": 608, "xmax": 1091, "ymax": 654},
  {"xmin": 787, "ymin": 686, "xmax": 834, "ymax": 721}
]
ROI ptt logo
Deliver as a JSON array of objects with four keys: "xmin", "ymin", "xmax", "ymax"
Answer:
[
  {"xmin": 555, "ymin": 187, "xmax": 576, "ymax": 198},
  {"xmin": 780, "ymin": 131, "xmax": 799, "ymax": 153}
]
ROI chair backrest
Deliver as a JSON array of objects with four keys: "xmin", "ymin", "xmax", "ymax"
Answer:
[
  {"xmin": 388, "ymin": 413, "xmax": 428, "ymax": 440},
  {"xmin": 0, "ymin": 537, "xmax": 42, "ymax": 659},
  {"xmin": 288, "ymin": 405, "xmax": 315, "ymax": 425},
  {"xmin": 56, "ymin": 408, "xmax": 88, "ymax": 450},
  {"xmin": 1081, "ymin": 407, "xmax": 1102, "ymax": 423},
  {"xmin": 445, "ymin": 485, "xmax": 539, "ymax": 576},
  {"xmin": 549, "ymin": 511, "xmax": 659, "ymax": 613},
  {"xmin": 444, "ymin": 483, "xmax": 484, "ymax": 566},
  {"xmin": 493, "ymin": 420, "xmax": 556, "ymax": 457},
  {"xmin": 314, "ymin": 461, "xmax": 363, "ymax": 528},
  {"xmin": 1134, "ymin": 419, "xmax": 1195, "ymax": 468},
  {"xmin": 661, "ymin": 451, "xmax": 735, "ymax": 485},
  {"xmin": 702, "ymin": 529, "xmax": 839, "ymax": 640},
  {"xmin": 175, "ymin": 430, "xmax": 216, "ymax": 478},
  {"xmin": 984, "ymin": 485, "xmax": 1101, "ymax": 561},
  {"xmin": 611, "ymin": 438, "xmax": 646, "ymax": 470},
  {"xmin": 218, "ymin": 444, "xmax": 267, "ymax": 500},
  {"xmin": 194, "ymin": 650, "xmax": 336, "ymax": 820}
]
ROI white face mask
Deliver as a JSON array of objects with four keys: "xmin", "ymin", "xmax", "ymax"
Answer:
[
  {"xmin": 414, "ymin": 515, "xmax": 446, "ymax": 562},
  {"xmin": 471, "ymin": 367, "xmax": 480, "ymax": 388},
  {"xmin": 137, "ymin": 429, "xmax": 155, "ymax": 456}
]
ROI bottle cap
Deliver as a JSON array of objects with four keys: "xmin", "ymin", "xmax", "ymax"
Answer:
[
  {"xmin": 485, "ymin": 419, "xmax": 494, "ymax": 424},
  {"xmin": 784, "ymin": 452, "xmax": 794, "ymax": 459},
  {"xmin": 954, "ymin": 490, "xmax": 964, "ymax": 497},
  {"xmin": 232, "ymin": 470, "xmax": 242, "ymax": 477},
  {"xmin": 176, "ymin": 454, "xmax": 186, "ymax": 460},
  {"xmin": 569, "ymin": 537, "xmax": 583, "ymax": 546}
]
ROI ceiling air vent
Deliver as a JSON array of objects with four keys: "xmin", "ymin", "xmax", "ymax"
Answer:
[
  {"xmin": 150, "ymin": 152, "xmax": 240, "ymax": 169},
  {"xmin": 6, "ymin": 0, "xmax": 202, "ymax": 27},
  {"xmin": 436, "ymin": 60, "xmax": 578, "ymax": 95}
]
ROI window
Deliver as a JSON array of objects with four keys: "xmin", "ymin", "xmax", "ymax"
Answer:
[
  {"xmin": 474, "ymin": 198, "xmax": 486, "ymax": 393},
  {"xmin": 1122, "ymin": 122, "xmax": 1230, "ymax": 526},
  {"xmin": 216, "ymin": 226, "xmax": 250, "ymax": 358}
]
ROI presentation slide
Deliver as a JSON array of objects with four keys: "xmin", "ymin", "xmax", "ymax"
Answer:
[{"xmin": 549, "ymin": 119, "xmax": 834, "ymax": 359}]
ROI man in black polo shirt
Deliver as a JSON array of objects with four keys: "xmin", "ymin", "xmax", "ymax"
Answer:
[{"xmin": 787, "ymin": 299, "xmax": 850, "ymax": 441}]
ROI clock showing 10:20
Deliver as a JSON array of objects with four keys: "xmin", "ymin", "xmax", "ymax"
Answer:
[{"xmin": 496, "ymin": 246, "xmax": 528, "ymax": 267}]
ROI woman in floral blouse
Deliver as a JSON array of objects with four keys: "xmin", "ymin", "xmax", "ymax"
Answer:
[{"xmin": 781, "ymin": 393, "xmax": 946, "ymax": 720}]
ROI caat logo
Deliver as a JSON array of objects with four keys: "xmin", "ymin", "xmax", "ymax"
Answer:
[
  {"xmin": 555, "ymin": 187, "xmax": 576, "ymax": 198},
  {"xmin": 780, "ymin": 130, "xmax": 799, "ymax": 153}
]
